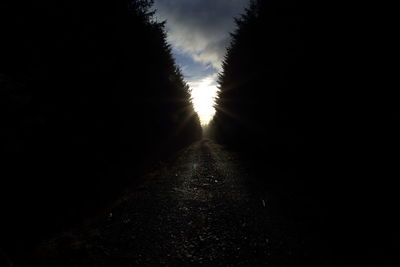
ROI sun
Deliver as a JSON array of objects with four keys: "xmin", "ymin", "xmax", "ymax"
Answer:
[{"xmin": 189, "ymin": 77, "xmax": 218, "ymax": 125}]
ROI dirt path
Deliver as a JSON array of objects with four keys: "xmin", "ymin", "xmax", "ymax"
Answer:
[{"xmin": 33, "ymin": 140, "xmax": 328, "ymax": 266}]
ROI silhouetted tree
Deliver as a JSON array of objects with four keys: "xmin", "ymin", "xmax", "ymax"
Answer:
[
  {"xmin": 0, "ymin": 0, "xmax": 201, "ymax": 260},
  {"xmin": 210, "ymin": 0, "xmax": 395, "ymax": 265},
  {"xmin": 211, "ymin": 0, "xmax": 303, "ymax": 161}
]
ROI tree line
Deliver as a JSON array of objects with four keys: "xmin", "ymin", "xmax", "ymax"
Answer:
[
  {"xmin": 0, "ymin": 0, "xmax": 201, "ymax": 259},
  {"xmin": 209, "ymin": 0, "xmax": 395, "ymax": 265}
]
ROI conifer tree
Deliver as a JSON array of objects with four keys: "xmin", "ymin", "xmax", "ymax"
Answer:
[{"xmin": 0, "ymin": 0, "xmax": 201, "ymax": 254}]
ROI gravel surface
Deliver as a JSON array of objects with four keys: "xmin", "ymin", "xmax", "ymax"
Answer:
[{"xmin": 33, "ymin": 139, "xmax": 330, "ymax": 266}]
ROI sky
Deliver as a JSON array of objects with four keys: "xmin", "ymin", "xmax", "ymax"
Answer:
[{"xmin": 153, "ymin": 0, "xmax": 249, "ymax": 124}]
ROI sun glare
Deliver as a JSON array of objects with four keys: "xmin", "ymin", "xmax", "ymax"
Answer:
[{"xmin": 189, "ymin": 76, "xmax": 218, "ymax": 125}]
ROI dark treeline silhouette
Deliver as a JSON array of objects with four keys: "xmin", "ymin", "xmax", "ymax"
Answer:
[
  {"xmin": 210, "ymin": 0, "xmax": 303, "ymax": 162},
  {"xmin": 210, "ymin": 0, "xmax": 395, "ymax": 265},
  {"xmin": 0, "ymin": 0, "xmax": 201, "ymax": 261}
]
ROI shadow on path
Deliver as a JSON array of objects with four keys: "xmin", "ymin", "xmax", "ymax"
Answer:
[{"xmin": 33, "ymin": 140, "xmax": 330, "ymax": 266}]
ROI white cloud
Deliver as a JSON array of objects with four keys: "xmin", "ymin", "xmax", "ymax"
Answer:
[{"xmin": 154, "ymin": 0, "xmax": 248, "ymax": 70}]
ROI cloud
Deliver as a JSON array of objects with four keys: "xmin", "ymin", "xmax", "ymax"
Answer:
[
  {"xmin": 172, "ymin": 50, "xmax": 216, "ymax": 83},
  {"xmin": 154, "ymin": 0, "xmax": 249, "ymax": 71}
]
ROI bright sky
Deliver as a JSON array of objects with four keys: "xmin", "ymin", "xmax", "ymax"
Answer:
[
  {"xmin": 153, "ymin": 0, "xmax": 248, "ymax": 125},
  {"xmin": 189, "ymin": 75, "xmax": 218, "ymax": 125}
]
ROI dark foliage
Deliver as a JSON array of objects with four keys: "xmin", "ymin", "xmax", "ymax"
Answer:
[
  {"xmin": 0, "ymin": 0, "xmax": 201, "ymax": 260},
  {"xmin": 210, "ymin": 0, "xmax": 395, "ymax": 265}
]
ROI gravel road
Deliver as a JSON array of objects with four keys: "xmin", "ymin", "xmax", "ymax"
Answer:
[{"xmin": 33, "ymin": 139, "xmax": 330, "ymax": 266}]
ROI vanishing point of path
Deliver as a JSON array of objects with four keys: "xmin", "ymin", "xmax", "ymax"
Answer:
[{"xmin": 34, "ymin": 140, "xmax": 329, "ymax": 266}]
